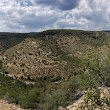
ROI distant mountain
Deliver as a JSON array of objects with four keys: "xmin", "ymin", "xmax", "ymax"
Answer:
[{"xmin": 102, "ymin": 30, "xmax": 110, "ymax": 32}]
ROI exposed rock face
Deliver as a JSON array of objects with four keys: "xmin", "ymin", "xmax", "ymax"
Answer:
[
  {"xmin": 3, "ymin": 38, "xmax": 58, "ymax": 78},
  {"xmin": 54, "ymin": 35, "xmax": 91, "ymax": 57},
  {"xmin": 1, "ymin": 30, "xmax": 109, "ymax": 80},
  {"xmin": 64, "ymin": 87, "xmax": 110, "ymax": 110},
  {"xmin": 66, "ymin": 96, "xmax": 85, "ymax": 110},
  {"xmin": 3, "ymin": 38, "xmax": 81, "ymax": 79},
  {"xmin": 0, "ymin": 100, "xmax": 29, "ymax": 110}
]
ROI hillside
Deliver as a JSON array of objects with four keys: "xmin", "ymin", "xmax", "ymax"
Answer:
[
  {"xmin": 1, "ymin": 30, "xmax": 110, "ymax": 79},
  {"xmin": 0, "ymin": 29, "xmax": 110, "ymax": 110}
]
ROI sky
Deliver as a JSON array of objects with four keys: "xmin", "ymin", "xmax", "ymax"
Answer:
[{"xmin": 0, "ymin": 0, "xmax": 110, "ymax": 32}]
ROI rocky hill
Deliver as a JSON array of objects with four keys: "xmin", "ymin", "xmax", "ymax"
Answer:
[
  {"xmin": 60, "ymin": 87, "xmax": 110, "ymax": 110},
  {"xmin": 0, "ymin": 29, "xmax": 110, "ymax": 110},
  {"xmin": 1, "ymin": 30, "xmax": 110, "ymax": 80},
  {"xmin": 0, "ymin": 100, "xmax": 29, "ymax": 110}
]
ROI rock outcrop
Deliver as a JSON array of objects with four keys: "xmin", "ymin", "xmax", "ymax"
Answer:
[{"xmin": 0, "ymin": 100, "xmax": 29, "ymax": 110}]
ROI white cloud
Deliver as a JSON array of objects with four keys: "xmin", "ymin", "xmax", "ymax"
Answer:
[{"xmin": 0, "ymin": 0, "xmax": 110, "ymax": 32}]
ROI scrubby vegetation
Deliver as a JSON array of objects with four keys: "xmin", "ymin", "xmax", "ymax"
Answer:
[
  {"xmin": 0, "ymin": 30, "xmax": 110, "ymax": 110},
  {"xmin": 0, "ymin": 33, "xmax": 28, "ymax": 50},
  {"xmin": 1, "ymin": 54, "xmax": 110, "ymax": 110}
]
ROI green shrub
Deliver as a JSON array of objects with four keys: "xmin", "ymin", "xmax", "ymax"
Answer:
[
  {"xmin": 0, "ymin": 60, "xmax": 2, "ymax": 70},
  {"xmin": 85, "ymin": 89, "xmax": 101, "ymax": 108}
]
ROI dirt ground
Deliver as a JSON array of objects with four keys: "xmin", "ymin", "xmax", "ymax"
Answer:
[{"xmin": 0, "ymin": 100, "xmax": 29, "ymax": 110}]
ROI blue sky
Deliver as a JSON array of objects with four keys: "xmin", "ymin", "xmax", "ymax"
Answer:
[{"xmin": 0, "ymin": 0, "xmax": 110, "ymax": 32}]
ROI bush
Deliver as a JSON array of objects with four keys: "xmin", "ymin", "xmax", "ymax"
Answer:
[
  {"xmin": 84, "ymin": 89, "xmax": 101, "ymax": 109},
  {"xmin": 0, "ymin": 60, "xmax": 2, "ymax": 70}
]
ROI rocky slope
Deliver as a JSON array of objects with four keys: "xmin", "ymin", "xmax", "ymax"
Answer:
[
  {"xmin": 0, "ymin": 100, "xmax": 29, "ymax": 110},
  {"xmin": 1, "ymin": 30, "xmax": 110, "ymax": 80},
  {"xmin": 59, "ymin": 87, "xmax": 110, "ymax": 110},
  {"xmin": 2, "ymin": 37, "xmax": 81, "ymax": 79},
  {"xmin": 0, "ymin": 30, "xmax": 110, "ymax": 110}
]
